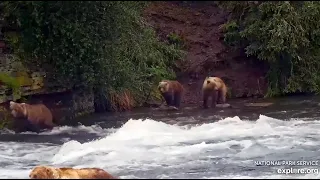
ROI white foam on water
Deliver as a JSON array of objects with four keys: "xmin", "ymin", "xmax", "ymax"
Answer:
[
  {"xmin": 26, "ymin": 124, "xmax": 115, "ymax": 136},
  {"xmin": 1, "ymin": 124, "xmax": 116, "ymax": 136},
  {"xmin": 1, "ymin": 114, "xmax": 320, "ymax": 178}
]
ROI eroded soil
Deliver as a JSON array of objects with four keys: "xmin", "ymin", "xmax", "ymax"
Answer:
[{"xmin": 143, "ymin": 1, "xmax": 269, "ymax": 105}]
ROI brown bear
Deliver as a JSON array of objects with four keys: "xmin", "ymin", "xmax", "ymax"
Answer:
[
  {"xmin": 9, "ymin": 101, "xmax": 55, "ymax": 133},
  {"xmin": 158, "ymin": 80, "xmax": 184, "ymax": 109},
  {"xmin": 29, "ymin": 166, "xmax": 118, "ymax": 179},
  {"xmin": 202, "ymin": 76, "xmax": 228, "ymax": 108}
]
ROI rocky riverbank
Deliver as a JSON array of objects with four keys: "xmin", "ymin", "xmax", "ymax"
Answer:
[
  {"xmin": 143, "ymin": 1, "xmax": 269, "ymax": 105},
  {"xmin": 0, "ymin": 1, "xmax": 271, "ymax": 130}
]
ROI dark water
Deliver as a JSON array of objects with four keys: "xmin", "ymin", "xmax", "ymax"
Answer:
[{"xmin": 1, "ymin": 95, "xmax": 320, "ymax": 179}]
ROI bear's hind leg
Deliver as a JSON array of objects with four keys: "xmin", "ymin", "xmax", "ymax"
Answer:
[
  {"xmin": 211, "ymin": 90, "xmax": 218, "ymax": 108},
  {"xmin": 219, "ymin": 86, "xmax": 227, "ymax": 104},
  {"xmin": 217, "ymin": 89, "xmax": 226, "ymax": 104},
  {"xmin": 173, "ymin": 93, "xmax": 182, "ymax": 108},
  {"xmin": 203, "ymin": 91, "xmax": 210, "ymax": 109}
]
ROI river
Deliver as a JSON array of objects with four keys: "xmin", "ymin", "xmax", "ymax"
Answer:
[{"xmin": 1, "ymin": 95, "xmax": 320, "ymax": 179}]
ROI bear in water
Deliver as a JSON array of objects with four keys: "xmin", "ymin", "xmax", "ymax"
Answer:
[
  {"xmin": 158, "ymin": 80, "xmax": 184, "ymax": 110},
  {"xmin": 9, "ymin": 101, "xmax": 55, "ymax": 133},
  {"xmin": 29, "ymin": 166, "xmax": 118, "ymax": 179},
  {"xmin": 202, "ymin": 76, "xmax": 228, "ymax": 109}
]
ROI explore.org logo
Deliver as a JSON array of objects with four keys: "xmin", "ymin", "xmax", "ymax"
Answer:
[{"xmin": 277, "ymin": 168, "xmax": 319, "ymax": 174}]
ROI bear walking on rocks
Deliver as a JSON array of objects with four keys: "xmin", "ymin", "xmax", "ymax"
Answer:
[{"xmin": 9, "ymin": 101, "xmax": 55, "ymax": 133}]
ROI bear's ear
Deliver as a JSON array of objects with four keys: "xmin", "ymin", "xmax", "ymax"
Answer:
[
  {"xmin": 9, "ymin": 101, "xmax": 15, "ymax": 110},
  {"xmin": 158, "ymin": 81, "xmax": 167, "ymax": 87},
  {"xmin": 20, "ymin": 103, "xmax": 27, "ymax": 116},
  {"xmin": 41, "ymin": 166, "xmax": 51, "ymax": 175},
  {"xmin": 45, "ymin": 167, "xmax": 51, "ymax": 173}
]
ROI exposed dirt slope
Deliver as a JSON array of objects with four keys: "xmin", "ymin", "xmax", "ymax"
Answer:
[{"xmin": 144, "ymin": 1, "xmax": 268, "ymax": 105}]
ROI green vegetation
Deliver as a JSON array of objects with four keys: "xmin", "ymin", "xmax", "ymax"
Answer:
[
  {"xmin": 1, "ymin": 1, "xmax": 185, "ymax": 111},
  {"xmin": 167, "ymin": 32, "xmax": 186, "ymax": 49},
  {"xmin": 0, "ymin": 106, "xmax": 13, "ymax": 130},
  {"xmin": 219, "ymin": 1, "xmax": 320, "ymax": 97},
  {"xmin": 0, "ymin": 72, "xmax": 21, "ymax": 100}
]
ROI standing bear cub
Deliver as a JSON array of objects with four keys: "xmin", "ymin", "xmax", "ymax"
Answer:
[
  {"xmin": 202, "ymin": 76, "xmax": 228, "ymax": 108},
  {"xmin": 158, "ymin": 80, "xmax": 184, "ymax": 109},
  {"xmin": 9, "ymin": 101, "xmax": 55, "ymax": 133}
]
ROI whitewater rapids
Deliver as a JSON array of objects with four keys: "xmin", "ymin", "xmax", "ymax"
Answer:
[{"xmin": 0, "ymin": 114, "xmax": 320, "ymax": 179}]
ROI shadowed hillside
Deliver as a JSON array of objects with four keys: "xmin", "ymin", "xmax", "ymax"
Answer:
[{"xmin": 144, "ymin": 1, "xmax": 269, "ymax": 105}]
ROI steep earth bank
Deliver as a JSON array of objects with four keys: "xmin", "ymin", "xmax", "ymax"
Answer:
[
  {"xmin": 143, "ymin": 1, "xmax": 269, "ymax": 105},
  {"xmin": 1, "ymin": 2, "xmax": 271, "ymax": 130}
]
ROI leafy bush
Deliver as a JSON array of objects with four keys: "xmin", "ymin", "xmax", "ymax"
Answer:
[
  {"xmin": 167, "ymin": 32, "xmax": 186, "ymax": 49},
  {"xmin": 1, "ymin": 1, "xmax": 184, "ymax": 111},
  {"xmin": 0, "ymin": 72, "xmax": 21, "ymax": 100},
  {"xmin": 0, "ymin": 105, "xmax": 13, "ymax": 130},
  {"xmin": 219, "ymin": 1, "xmax": 320, "ymax": 97}
]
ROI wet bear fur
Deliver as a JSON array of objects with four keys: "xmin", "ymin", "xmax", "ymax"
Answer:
[
  {"xmin": 158, "ymin": 80, "xmax": 184, "ymax": 109},
  {"xmin": 9, "ymin": 101, "xmax": 55, "ymax": 133},
  {"xmin": 202, "ymin": 77, "xmax": 227, "ymax": 108},
  {"xmin": 29, "ymin": 166, "xmax": 118, "ymax": 179}
]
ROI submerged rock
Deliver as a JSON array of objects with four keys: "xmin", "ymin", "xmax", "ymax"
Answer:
[
  {"xmin": 216, "ymin": 103, "xmax": 232, "ymax": 108},
  {"xmin": 244, "ymin": 102, "xmax": 273, "ymax": 107}
]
